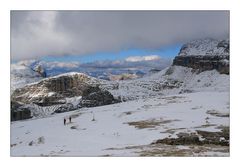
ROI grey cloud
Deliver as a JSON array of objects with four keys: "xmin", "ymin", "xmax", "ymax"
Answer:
[{"xmin": 11, "ymin": 11, "xmax": 229, "ymax": 60}]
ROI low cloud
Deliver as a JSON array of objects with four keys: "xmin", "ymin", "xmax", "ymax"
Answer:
[
  {"xmin": 44, "ymin": 61, "xmax": 80, "ymax": 69},
  {"xmin": 125, "ymin": 55, "xmax": 160, "ymax": 62},
  {"xmin": 11, "ymin": 11, "xmax": 229, "ymax": 61},
  {"xmin": 81, "ymin": 55, "xmax": 172, "ymax": 69}
]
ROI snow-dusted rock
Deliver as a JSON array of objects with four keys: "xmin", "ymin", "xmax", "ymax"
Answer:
[
  {"xmin": 80, "ymin": 86, "xmax": 118, "ymax": 107},
  {"xmin": 11, "ymin": 72, "xmax": 116, "ymax": 107},
  {"xmin": 173, "ymin": 38, "xmax": 229, "ymax": 74},
  {"xmin": 178, "ymin": 38, "xmax": 229, "ymax": 57}
]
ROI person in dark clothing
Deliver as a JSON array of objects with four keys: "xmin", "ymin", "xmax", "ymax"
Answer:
[
  {"xmin": 69, "ymin": 116, "xmax": 72, "ymax": 123},
  {"xmin": 64, "ymin": 118, "xmax": 66, "ymax": 125}
]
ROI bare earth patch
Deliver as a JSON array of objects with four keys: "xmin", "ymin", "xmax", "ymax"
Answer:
[
  {"xmin": 194, "ymin": 124, "xmax": 217, "ymax": 129},
  {"xmin": 138, "ymin": 144, "xmax": 229, "ymax": 157},
  {"xmin": 126, "ymin": 119, "xmax": 179, "ymax": 129},
  {"xmin": 206, "ymin": 110, "xmax": 229, "ymax": 117},
  {"xmin": 152, "ymin": 126, "xmax": 229, "ymax": 146}
]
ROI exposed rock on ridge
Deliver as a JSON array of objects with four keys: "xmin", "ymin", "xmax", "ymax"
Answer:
[
  {"xmin": 11, "ymin": 72, "xmax": 117, "ymax": 107},
  {"xmin": 173, "ymin": 39, "xmax": 229, "ymax": 74}
]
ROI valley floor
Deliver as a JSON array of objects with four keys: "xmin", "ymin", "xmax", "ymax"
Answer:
[{"xmin": 10, "ymin": 91, "xmax": 229, "ymax": 156}]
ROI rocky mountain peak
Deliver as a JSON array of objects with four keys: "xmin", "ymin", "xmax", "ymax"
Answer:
[
  {"xmin": 33, "ymin": 64, "xmax": 47, "ymax": 77},
  {"xmin": 173, "ymin": 38, "xmax": 229, "ymax": 74}
]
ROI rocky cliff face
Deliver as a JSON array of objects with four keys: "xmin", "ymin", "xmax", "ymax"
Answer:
[
  {"xmin": 11, "ymin": 101, "xmax": 32, "ymax": 121},
  {"xmin": 173, "ymin": 39, "xmax": 229, "ymax": 74},
  {"xmin": 80, "ymin": 86, "xmax": 118, "ymax": 107},
  {"xmin": 11, "ymin": 72, "xmax": 117, "ymax": 107}
]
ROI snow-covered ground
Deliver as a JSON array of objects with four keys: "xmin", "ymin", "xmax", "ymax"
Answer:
[{"xmin": 11, "ymin": 91, "xmax": 229, "ymax": 156}]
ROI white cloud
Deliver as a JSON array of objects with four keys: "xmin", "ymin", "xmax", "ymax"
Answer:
[
  {"xmin": 125, "ymin": 55, "xmax": 160, "ymax": 62},
  {"xmin": 44, "ymin": 62, "xmax": 80, "ymax": 69}
]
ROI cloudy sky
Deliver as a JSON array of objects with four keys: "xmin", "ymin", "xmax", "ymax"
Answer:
[{"xmin": 11, "ymin": 11, "xmax": 229, "ymax": 63}]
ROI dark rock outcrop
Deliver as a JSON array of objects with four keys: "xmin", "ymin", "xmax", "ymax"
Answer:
[
  {"xmin": 54, "ymin": 103, "xmax": 76, "ymax": 113},
  {"xmin": 173, "ymin": 39, "xmax": 229, "ymax": 74},
  {"xmin": 11, "ymin": 101, "xmax": 32, "ymax": 121},
  {"xmin": 80, "ymin": 86, "xmax": 119, "ymax": 107},
  {"xmin": 173, "ymin": 55, "xmax": 229, "ymax": 74},
  {"xmin": 152, "ymin": 128, "xmax": 229, "ymax": 146}
]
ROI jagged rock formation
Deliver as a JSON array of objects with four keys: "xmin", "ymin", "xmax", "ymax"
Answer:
[
  {"xmin": 33, "ymin": 65, "xmax": 47, "ymax": 77},
  {"xmin": 173, "ymin": 39, "xmax": 229, "ymax": 74},
  {"xmin": 11, "ymin": 72, "xmax": 116, "ymax": 107}
]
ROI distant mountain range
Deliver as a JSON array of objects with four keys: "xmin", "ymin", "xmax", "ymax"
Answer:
[{"xmin": 11, "ymin": 56, "xmax": 172, "ymax": 91}]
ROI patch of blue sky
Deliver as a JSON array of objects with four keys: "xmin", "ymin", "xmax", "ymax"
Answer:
[{"xmin": 41, "ymin": 44, "xmax": 181, "ymax": 63}]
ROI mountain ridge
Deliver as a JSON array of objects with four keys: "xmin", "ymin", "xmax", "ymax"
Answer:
[{"xmin": 173, "ymin": 38, "xmax": 229, "ymax": 74}]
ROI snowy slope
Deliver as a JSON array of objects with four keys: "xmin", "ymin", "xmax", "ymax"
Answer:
[
  {"xmin": 104, "ymin": 66, "xmax": 229, "ymax": 101},
  {"xmin": 11, "ymin": 91, "xmax": 229, "ymax": 156}
]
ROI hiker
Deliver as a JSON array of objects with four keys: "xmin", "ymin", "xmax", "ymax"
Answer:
[
  {"xmin": 64, "ymin": 118, "xmax": 66, "ymax": 125},
  {"xmin": 69, "ymin": 116, "xmax": 72, "ymax": 123}
]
